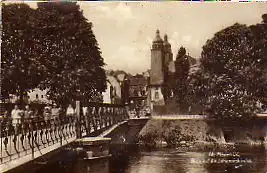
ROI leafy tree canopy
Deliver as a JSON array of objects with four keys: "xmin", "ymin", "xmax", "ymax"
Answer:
[
  {"xmin": 2, "ymin": 2, "xmax": 107, "ymax": 105},
  {"xmin": 35, "ymin": 2, "xmax": 106, "ymax": 105},
  {"xmin": 172, "ymin": 47, "xmax": 190, "ymax": 113},
  {"xmin": 194, "ymin": 20, "xmax": 266, "ymax": 120},
  {"xmin": 2, "ymin": 3, "xmax": 43, "ymax": 103}
]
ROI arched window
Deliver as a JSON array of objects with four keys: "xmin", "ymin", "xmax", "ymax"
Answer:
[
  {"xmin": 110, "ymin": 86, "xmax": 113, "ymax": 97},
  {"xmin": 113, "ymin": 87, "xmax": 116, "ymax": 96},
  {"xmin": 141, "ymin": 90, "xmax": 146, "ymax": 96}
]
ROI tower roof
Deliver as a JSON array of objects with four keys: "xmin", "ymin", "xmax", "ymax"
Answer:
[
  {"xmin": 153, "ymin": 29, "xmax": 163, "ymax": 43},
  {"xmin": 163, "ymin": 34, "xmax": 171, "ymax": 47}
]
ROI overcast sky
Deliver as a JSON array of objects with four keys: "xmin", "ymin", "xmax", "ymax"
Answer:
[{"xmin": 25, "ymin": 2, "xmax": 267, "ymax": 74}]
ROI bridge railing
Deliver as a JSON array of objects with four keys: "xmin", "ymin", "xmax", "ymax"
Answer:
[
  {"xmin": 79, "ymin": 103, "xmax": 128, "ymax": 137},
  {"xmin": 0, "ymin": 103, "xmax": 128, "ymax": 166},
  {"xmin": 0, "ymin": 116, "xmax": 77, "ymax": 165}
]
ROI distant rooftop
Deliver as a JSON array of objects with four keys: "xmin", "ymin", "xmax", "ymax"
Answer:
[{"xmin": 129, "ymin": 75, "xmax": 147, "ymax": 86}]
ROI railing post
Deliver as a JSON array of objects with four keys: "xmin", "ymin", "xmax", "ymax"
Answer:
[
  {"xmin": 0, "ymin": 120, "xmax": 2, "ymax": 163},
  {"xmin": 31, "ymin": 120, "xmax": 34, "ymax": 159},
  {"xmin": 76, "ymin": 100, "xmax": 82, "ymax": 139}
]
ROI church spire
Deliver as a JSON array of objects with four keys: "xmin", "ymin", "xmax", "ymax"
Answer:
[
  {"xmin": 164, "ymin": 34, "xmax": 168, "ymax": 42},
  {"xmin": 163, "ymin": 34, "xmax": 171, "ymax": 52},
  {"xmin": 153, "ymin": 29, "xmax": 163, "ymax": 43},
  {"xmin": 152, "ymin": 29, "xmax": 163, "ymax": 50}
]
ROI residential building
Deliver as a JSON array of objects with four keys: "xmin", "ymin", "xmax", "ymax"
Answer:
[{"xmin": 102, "ymin": 71, "xmax": 124, "ymax": 104}]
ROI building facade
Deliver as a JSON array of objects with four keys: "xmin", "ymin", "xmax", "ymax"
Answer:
[
  {"xmin": 27, "ymin": 88, "xmax": 50, "ymax": 104},
  {"xmin": 102, "ymin": 72, "xmax": 123, "ymax": 104},
  {"xmin": 6, "ymin": 88, "xmax": 51, "ymax": 104},
  {"xmin": 120, "ymin": 73, "xmax": 149, "ymax": 116}
]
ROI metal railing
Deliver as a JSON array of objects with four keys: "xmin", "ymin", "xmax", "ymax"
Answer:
[{"xmin": 0, "ymin": 103, "xmax": 128, "ymax": 166}]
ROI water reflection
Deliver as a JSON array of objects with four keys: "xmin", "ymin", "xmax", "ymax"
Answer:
[
  {"xmin": 12, "ymin": 144, "xmax": 267, "ymax": 173},
  {"xmin": 114, "ymin": 149, "xmax": 208, "ymax": 173},
  {"xmin": 110, "ymin": 145, "xmax": 267, "ymax": 173},
  {"xmin": 73, "ymin": 158, "xmax": 109, "ymax": 173}
]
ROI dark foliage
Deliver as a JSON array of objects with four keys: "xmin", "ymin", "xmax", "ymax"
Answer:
[
  {"xmin": 2, "ymin": 4, "xmax": 42, "ymax": 103},
  {"xmin": 172, "ymin": 47, "xmax": 190, "ymax": 113},
  {"xmin": 2, "ymin": 2, "xmax": 107, "ymax": 105},
  {"xmin": 191, "ymin": 19, "xmax": 267, "ymax": 119}
]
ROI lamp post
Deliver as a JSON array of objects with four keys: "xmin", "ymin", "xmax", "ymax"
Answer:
[{"xmin": 75, "ymin": 69, "xmax": 83, "ymax": 139}]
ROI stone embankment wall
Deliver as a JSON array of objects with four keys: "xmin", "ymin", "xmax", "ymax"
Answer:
[{"xmin": 138, "ymin": 119, "xmax": 267, "ymax": 148}]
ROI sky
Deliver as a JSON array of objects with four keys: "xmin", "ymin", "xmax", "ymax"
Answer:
[{"xmin": 22, "ymin": 2, "xmax": 267, "ymax": 74}]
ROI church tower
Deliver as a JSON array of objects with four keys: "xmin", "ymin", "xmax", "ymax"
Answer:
[
  {"xmin": 149, "ymin": 30, "xmax": 171, "ymax": 107},
  {"xmin": 163, "ymin": 34, "xmax": 173, "ymax": 68},
  {"xmin": 150, "ymin": 30, "xmax": 164, "ymax": 86}
]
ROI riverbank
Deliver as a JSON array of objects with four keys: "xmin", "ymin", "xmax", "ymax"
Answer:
[{"xmin": 137, "ymin": 118, "xmax": 266, "ymax": 148}]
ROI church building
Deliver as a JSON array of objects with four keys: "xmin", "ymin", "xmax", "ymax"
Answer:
[{"xmin": 148, "ymin": 30, "xmax": 197, "ymax": 112}]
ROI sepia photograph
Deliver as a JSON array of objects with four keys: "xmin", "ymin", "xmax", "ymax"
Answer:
[{"xmin": 0, "ymin": 1, "xmax": 267, "ymax": 173}]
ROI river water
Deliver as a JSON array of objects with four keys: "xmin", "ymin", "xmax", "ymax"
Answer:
[
  {"xmin": 15, "ymin": 144, "xmax": 267, "ymax": 173},
  {"xmin": 109, "ymin": 145, "xmax": 267, "ymax": 173}
]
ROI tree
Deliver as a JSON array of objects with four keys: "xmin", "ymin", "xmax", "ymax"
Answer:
[
  {"xmin": 1, "ymin": 2, "xmax": 107, "ymax": 105},
  {"xmin": 1, "ymin": 4, "xmax": 43, "ymax": 103},
  {"xmin": 172, "ymin": 47, "xmax": 190, "ymax": 113},
  {"xmin": 162, "ymin": 72, "xmax": 172, "ymax": 103},
  {"xmin": 249, "ymin": 14, "xmax": 267, "ymax": 107},
  {"xmin": 197, "ymin": 22, "xmax": 266, "ymax": 120},
  {"xmin": 34, "ymin": 2, "xmax": 107, "ymax": 105}
]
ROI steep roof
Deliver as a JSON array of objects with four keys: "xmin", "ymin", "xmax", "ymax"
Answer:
[
  {"xmin": 129, "ymin": 75, "xmax": 147, "ymax": 86},
  {"xmin": 187, "ymin": 55, "xmax": 197, "ymax": 66},
  {"xmin": 153, "ymin": 29, "xmax": 163, "ymax": 43}
]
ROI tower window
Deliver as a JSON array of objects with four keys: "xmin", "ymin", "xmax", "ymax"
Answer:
[
  {"xmin": 141, "ymin": 90, "xmax": 145, "ymax": 96},
  {"xmin": 155, "ymin": 91, "xmax": 159, "ymax": 99},
  {"xmin": 134, "ymin": 90, "xmax": 138, "ymax": 96},
  {"xmin": 41, "ymin": 95, "xmax": 44, "ymax": 98},
  {"xmin": 36, "ymin": 94, "xmax": 38, "ymax": 99}
]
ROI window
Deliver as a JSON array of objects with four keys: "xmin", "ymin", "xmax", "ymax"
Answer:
[
  {"xmin": 142, "ymin": 90, "xmax": 146, "ymax": 96},
  {"xmin": 41, "ymin": 95, "xmax": 44, "ymax": 98},
  {"xmin": 110, "ymin": 86, "xmax": 113, "ymax": 97},
  {"xmin": 113, "ymin": 88, "xmax": 116, "ymax": 96},
  {"xmin": 155, "ymin": 91, "xmax": 159, "ymax": 99},
  {"xmin": 134, "ymin": 90, "xmax": 138, "ymax": 96},
  {"xmin": 36, "ymin": 94, "xmax": 38, "ymax": 99}
]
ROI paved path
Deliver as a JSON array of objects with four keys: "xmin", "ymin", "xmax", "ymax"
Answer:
[
  {"xmin": 152, "ymin": 115, "xmax": 207, "ymax": 120},
  {"xmin": 257, "ymin": 113, "xmax": 267, "ymax": 117},
  {"xmin": 152, "ymin": 113, "xmax": 267, "ymax": 120}
]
